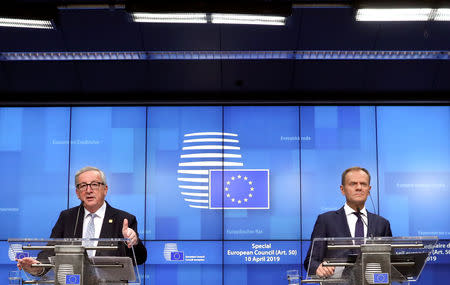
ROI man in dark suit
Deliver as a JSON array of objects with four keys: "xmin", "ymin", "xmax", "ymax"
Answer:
[
  {"xmin": 304, "ymin": 166, "xmax": 392, "ymax": 278},
  {"xmin": 17, "ymin": 166, "xmax": 147, "ymax": 275}
]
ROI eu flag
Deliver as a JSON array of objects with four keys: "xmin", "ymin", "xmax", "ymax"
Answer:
[
  {"xmin": 209, "ymin": 169, "xmax": 269, "ymax": 209},
  {"xmin": 171, "ymin": 251, "xmax": 184, "ymax": 261},
  {"xmin": 373, "ymin": 273, "xmax": 389, "ymax": 284},
  {"xmin": 15, "ymin": 252, "xmax": 29, "ymax": 259},
  {"xmin": 66, "ymin": 274, "xmax": 80, "ymax": 284}
]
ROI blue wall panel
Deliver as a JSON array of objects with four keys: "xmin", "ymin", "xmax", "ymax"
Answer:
[
  {"xmin": 377, "ymin": 106, "xmax": 450, "ymax": 238},
  {"xmin": 0, "ymin": 105, "xmax": 448, "ymax": 285},
  {"xmin": 0, "ymin": 107, "xmax": 70, "ymax": 239},
  {"xmin": 301, "ymin": 106, "xmax": 378, "ymax": 240},
  {"xmin": 69, "ymin": 106, "xmax": 147, "ymax": 236}
]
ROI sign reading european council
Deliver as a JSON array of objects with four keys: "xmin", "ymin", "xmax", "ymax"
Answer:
[{"xmin": 178, "ymin": 132, "xmax": 270, "ymax": 209}]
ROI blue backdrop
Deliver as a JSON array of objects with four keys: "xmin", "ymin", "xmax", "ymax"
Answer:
[{"xmin": 0, "ymin": 105, "xmax": 448, "ymax": 285}]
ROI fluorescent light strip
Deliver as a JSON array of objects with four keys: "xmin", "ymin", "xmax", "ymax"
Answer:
[
  {"xmin": 151, "ymin": 51, "xmax": 292, "ymax": 60},
  {"xmin": 1, "ymin": 51, "xmax": 449, "ymax": 61},
  {"xmin": 211, "ymin": 13, "xmax": 286, "ymax": 25},
  {"xmin": 132, "ymin": 12, "xmax": 207, "ymax": 24},
  {"xmin": 356, "ymin": 8, "xmax": 432, "ymax": 21},
  {"xmin": 435, "ymin": 8, "xmax": 450, "ymax": 21},
  {"xmin": 0, "ymin": 17, "xmax": 53, "ymax": 29},
  {"xmin": 1, "ymin": 52, "xmax": 145, "ymax": 61},
  {"xmin": 295, "ymin": 51, "xmax": 445, "ymax": 60}
]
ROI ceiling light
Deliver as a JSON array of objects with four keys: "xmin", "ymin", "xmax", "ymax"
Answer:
[
  {"xmin": 0, "ymin": 17, "xmax": 54, "ymax": 29},
  {"xmin": 1, "ymin": 50, "xmax": 448, "ymax": 61},
  {"xmin": 131, "ymin": 12, "xmax": 207, "ymax": 24},
  {"xmin": 435, "ymin": 8, "xmax": 450, "ymax": 20},
  {"xmin": 356, "ymin": 8, "xmax": 433, "ymax": 21},
  {"xmin": 354, "ymin": 0, "xmax": 450, "ymax": 21},
  {"xmin": 126, "ymin": 0, "xmax": 291, "ymax": 25},
  {"xmin": 0, "ymin": 3, "xmax": 57, "ymax": 29},
  {"xmin": 211, "ymin": 13, "xmax": 286, "ymax": 25}
]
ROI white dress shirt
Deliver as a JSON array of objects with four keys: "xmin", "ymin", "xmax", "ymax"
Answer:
[
  {"xmin": 331, "ymin": 204, "xmax": 369, "ymax": 279},
  {"xmin": 82, "ymin": 201, "xmax": 106, "ymax": 256},
  {"xmin": 344, "ymin": 203, "xmax": 368, "ymax": 238}
]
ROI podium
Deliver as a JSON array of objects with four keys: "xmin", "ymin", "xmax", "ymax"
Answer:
[
  {"xmin": 302, "ymin": 236, "xmax": 438, "ymax": 285},
  {"xmin": 8, "ymin": 238, "xmax": 141, "ymax": 285}
]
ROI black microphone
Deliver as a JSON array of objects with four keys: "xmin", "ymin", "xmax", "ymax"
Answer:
[
  {"xmin": 367, "ymin": 192, "xmax": 376, "ymax": 239},
  {"xmin": 368, "ymin": 191, "xmax": 376, "ymax": 216},
  {"xmin": 73, "ymin": 204, "xmax": 82, "ymax": 238}
]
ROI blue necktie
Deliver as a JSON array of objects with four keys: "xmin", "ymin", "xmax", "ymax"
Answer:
[{"xmin": 354, "ymin": 212, "xmax": 364, "ymax": 238}]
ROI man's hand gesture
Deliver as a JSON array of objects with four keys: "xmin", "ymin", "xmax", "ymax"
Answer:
[{"xmin": 122, "ymin": 218, "xmax": 138, "ymax": 248}]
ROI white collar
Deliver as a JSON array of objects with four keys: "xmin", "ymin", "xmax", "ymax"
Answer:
[
  {"xmin": 344, "ymin": 203, "xmax": 367, "ymax": 217},
  {"xmin": 83, "ymin": 201, "xmax": 106, "ymax": 219}
]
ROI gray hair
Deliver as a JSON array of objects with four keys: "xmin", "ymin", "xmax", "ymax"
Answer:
[
  {"xmin": 341, "ymin": 166, "xmax": 371, "ymax": 186},
  {"xmin": 75, "ymin": 166, "xmax": 107, "ymax": 186}
]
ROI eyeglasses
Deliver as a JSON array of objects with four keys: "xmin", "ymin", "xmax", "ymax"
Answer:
[{"xmin": 76, "ymin": 182, "xmax": 104, "ymax": 192}]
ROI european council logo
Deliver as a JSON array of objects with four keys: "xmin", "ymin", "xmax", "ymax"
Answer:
[
  {"xmin": 365, "ymin": 263, "xmax": 388, "ymax": 284},
  {"xmin": 177, "ymin": 131, "xmax": 270, "ymax": 209},
  {"xmin": 164, "ymin": 243, "xmax": 184, "ymax": 261},
  {"xmin": 209, "ymin": 169, "xmax": 269, "ymax": 209}
]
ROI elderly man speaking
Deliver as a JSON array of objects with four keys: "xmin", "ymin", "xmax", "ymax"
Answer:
[{"xmin": 16, "ymin": 166, "xmax": 147, "ymax": 276}]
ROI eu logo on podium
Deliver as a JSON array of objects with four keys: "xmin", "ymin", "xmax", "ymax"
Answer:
[
  {"xmin": 66, "ymin": 274, "xmax": 80, "ymax": 284},
  {"xmin": 373, "ymin": 273, "xmax": 388, "ymax": 284},
  {"xmin": 15, "ymin": 252, "xmax": 29, "ymax": 259}
]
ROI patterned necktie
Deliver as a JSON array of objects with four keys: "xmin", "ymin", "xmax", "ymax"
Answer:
[
  {"xmin": 85, "ymin": 213, "xmax": 96, "ymax": 257},
  {"xmin": 354, "ymin": 212, "xmax": 364, "ymax": 240}
]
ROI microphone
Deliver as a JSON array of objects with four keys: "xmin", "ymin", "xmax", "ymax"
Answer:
[
  {"xmin": 368, "ymin": 191, "xmax": 376, "ymax": 216},
  {"xmin": 367, "ymin": 192, "xmax": 376, "ymax": 238},
  {"xmin": 73, "ymin": 204, "xmax": 82, "ymax": 238}
]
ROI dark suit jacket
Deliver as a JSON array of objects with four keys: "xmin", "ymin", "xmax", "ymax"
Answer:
[
  {"xmin": 39, "ymin": 202, "xmax": 147, "ymax": 265},
  {"xmin": 304, "ymin": 206, "xmax": 392, "ymax": 275}
]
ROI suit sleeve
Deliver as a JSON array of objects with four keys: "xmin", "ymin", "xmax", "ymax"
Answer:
[
  {"xmin": 36, "ymin": 212, "xmax": 66, "ymax": 274},
  {"xmin": 372, "ymin": 215, "xmax": 392, "ymax": 237},
  {"xmin": 49, "ymin": 211, "xmax": 65, "ymax": 238},
  {"xmin": 384, "ymin": 219, "xmax": 392, "ymax": 237},
  {"xmin": 304, "ymin": 215, "xmax": 327, "ymax": 275}
]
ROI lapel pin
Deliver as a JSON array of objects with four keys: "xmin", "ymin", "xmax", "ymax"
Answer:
[{"xmin": 109, "ymin": 219, "xmax": 113, "ymax": 224}]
